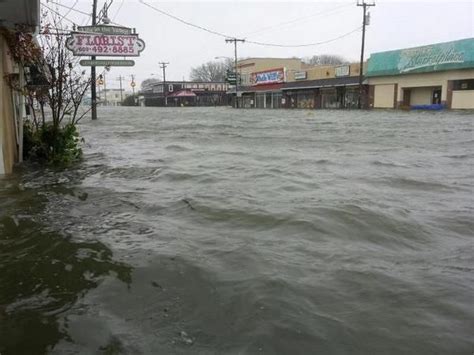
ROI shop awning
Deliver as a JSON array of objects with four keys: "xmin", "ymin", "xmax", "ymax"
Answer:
[
  {"xmin": 282, "ymin": 76, "xmax": 361, "ymax": 91},
  {"xmin": 169, "ymin": 90, "xmax": 197, "ymax": 98}
]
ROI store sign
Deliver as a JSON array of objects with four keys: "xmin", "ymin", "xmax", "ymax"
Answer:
[
  {"xmin": 66, "ymin": 26, "xmax": 145, "ymax": 57},
  {"xmin": 251, "ymin": 68, "xmax": 285, "ymax": 85},
  {"xmin": 79, "ymin": 59, "xmax": 135, "ymax": 67},
  {"xmin": 398, "ymin": 45, "xmax": 464, "ymax": 73},
  {"xmin": 335, "ymin": 65, "xmax": 350, "ymax": 77},
  {"xmin": 294, "ymin": 71, "xmax": 307, "ymax": 80},
  {"xmin": 77, "ymin": 25, "xmax": 132, "ymax": 35},
  {"xmin": 367, "ymin": 38, "xmax": 474, "ymax": 77}
]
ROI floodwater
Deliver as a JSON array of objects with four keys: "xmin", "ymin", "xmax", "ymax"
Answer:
[{"xmin": 1, "ymin": 107, "xmax": 473, "ymax": 354}]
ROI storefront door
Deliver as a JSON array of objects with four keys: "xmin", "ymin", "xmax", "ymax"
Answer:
[
  {"xmin": 402, "ymin": 89, "xmax": 411, "ymax": 106},
  {"xmin": 432, "ymin": 89, "xmax": 442, "ymax": 104}
]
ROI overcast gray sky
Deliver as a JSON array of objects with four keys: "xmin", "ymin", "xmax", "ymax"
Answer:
[{"xmin": 56, "ymin": 0, "xmax": 473, "ymax": 89}]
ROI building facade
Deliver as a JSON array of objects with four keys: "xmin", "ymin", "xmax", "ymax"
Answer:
[
  {"xmin": 141, "ymin": 81, "xmax": 229, "ymax": 107},
  {"xmin": 367, "ymin": 38, "xmax": 474, "ymax": 109},
  {"xmin": 235, "ymin": 58, "xmax": 367, "ymax": 109},
  {"xmin": 0, "ymin": 0, "xmax": 40, "ymax": 174}
]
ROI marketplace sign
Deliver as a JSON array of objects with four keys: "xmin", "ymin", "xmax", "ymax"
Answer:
[
  {"xmin": 66, "ymin": 26, "xmax": 145, "ymax": 57},
  {"xmin": 367, "ymin": 38, "xmax": 474, "ymax": 77},
  {"xmin": 251, "ymin": 68, "xmax": 285, "ymax": 85}
]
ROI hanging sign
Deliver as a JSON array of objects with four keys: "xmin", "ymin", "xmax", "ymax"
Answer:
[
  {"xmin": 335, "ymin": 65, "xmax": 350, "ymax": 77},
  {"xmin": 80, "ymin": 59, "xmax": 135, "ymax": 67},
  {"xmin": 294, "ymin": 71, "xmax": 307, "ymax": 80},
  {"xmin": 251, "ymin": 68, "xmax": 285, "ymax": 85},
  {"xmin": 77, "ymin": 25, "xmax": 132, "ymax": 35},
  {"xmin": 66, "ymin": 26, "xmax": 145, "ymax": 57}
]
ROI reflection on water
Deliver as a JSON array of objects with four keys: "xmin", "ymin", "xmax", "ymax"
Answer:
[
  {"xmin": 1, "ymin": 107, "xmax": 474, "ymax": 354},
  {"xmin": 0, "ymin": 169, "xmax": 131, "ymax": 354}
]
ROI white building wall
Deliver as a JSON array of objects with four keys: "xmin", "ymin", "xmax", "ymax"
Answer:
[
  {"xmin": 452, "ymin": 90, "xmax": 474, "ymax": 109},
  {"xmin": 410, "ymin": 87, "xmax": 435, "ymax": 105},
  {"xmin": 373, "ymin": 84, "xmax": 395, "ymax": 108},
  {"xmin": 368, "ymin": 69, "xmax": 474, "ymax": 106}
]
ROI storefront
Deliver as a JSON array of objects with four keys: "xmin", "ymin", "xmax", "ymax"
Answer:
[
  {"xmin": 367, "ymin": 38, "xmax": 474, "ymax": 109},
  {"xmin": 282, "ymin": 76, "xmax": 364, "ymax": 109}
]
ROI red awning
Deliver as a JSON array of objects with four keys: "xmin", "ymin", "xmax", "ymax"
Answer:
[{"xmin": 169, "ymin": 90, "xmax": 197, "ymax": 98}]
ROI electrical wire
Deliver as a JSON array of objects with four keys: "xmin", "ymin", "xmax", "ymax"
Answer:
[
  {"xmin": 98, "ymin": 0, "xmax": 114, "ymax": 23},
  {"xmin": 41, "ymin": 2, "xmax": 79, "ymax": 27},
  {"xmin": 246, "ymin": 26, "xmax": 362, "ymax": 48},
  {"xmin": 242, "ymin": 2, "xmax": 353, "ymax": 38},
  {"xmin": 46, "ymin": 0, "xmax": 90, "ymax": 17},
  {"xmin": 139, "ymin": 0, "xmax": 361, "ymax": 48},
  {"xmin": 138, "ymin": 0, "xmax": 231, "ymax": 39},
  {"xmin": 113, "ymin": 0, "xmax": 125, "ymax": 21}
]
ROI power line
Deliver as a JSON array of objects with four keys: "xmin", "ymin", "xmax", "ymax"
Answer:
[
  {"xmin": 98, "ymin": 0, "xmax": 115, "ymax": 23},
  {"xmin": 246, "ymin": 26, "xmax": 362, "ymax": 48},
  {"xmin": 113, "ymin": 0, "xmax": 125, "ymax": 21},
  {"xmin": 139, "ymin": 0, "xmax": 231, "ymax": 39},
  {"xmin": 46, "ymin": 0, "xmax": 90, "ymax": 17},
  {"xmin": 243, "ymin": 3, "xmax": 353, "ymax": 38},
  {"xmin": 138, "ymin": 0, "xmax": 362, "ymax": 48},
  {"xmin": 41, "ymin": 2, "xmax": 79, "ymax": 26}
]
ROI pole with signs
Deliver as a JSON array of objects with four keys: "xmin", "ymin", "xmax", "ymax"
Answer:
[
  {"xmin": 225, "ymin": 38, "xmax": 245, "ymax": 108},
  {"xmin": 65, "ymin": 17, "xmax": 146, "ymax": 112}
]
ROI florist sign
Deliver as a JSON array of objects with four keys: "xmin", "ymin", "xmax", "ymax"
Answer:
[
  {"xmin": 66, "ymin": 26, "xmax": 145, "ymax": 57},
  {"xmin": 251, "ymin": 68, "xmax": 285, "ymax": 85}
]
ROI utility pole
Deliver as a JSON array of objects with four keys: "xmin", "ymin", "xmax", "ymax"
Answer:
[
  {"xmin": 91, "ymin": 0, "xmax": 98, "ymax": 119},
  {"xmin": 159, "ymin": 62, "xmax": 169, "ymax": 107},
  {"xmin": 103, "ymin": 71, "xmax": 107, "ymax": 106},
  {"xmin": 357, "ymin": 0, "xmax": 375, "ymax": 109},
  {"xmin": 117, "ymin": 75, "xmax": 125, "ymax": 104},
  {"xmin": 130, "ymin": 74, "xmax": 136, "ymax": 105},
  {"xmin": 225, "ymin": 38, "xmax": 245, "ymax": 108}
]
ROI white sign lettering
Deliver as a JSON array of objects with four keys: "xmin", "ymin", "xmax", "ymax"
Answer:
[{"xmin": 251, "ymin": 68, "xmax": 285, "ymax": 85}]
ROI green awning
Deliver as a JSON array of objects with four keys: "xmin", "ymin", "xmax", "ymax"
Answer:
[{"xmin": 367, "ymin": 38, "xmax": 474, "ymax": 77}]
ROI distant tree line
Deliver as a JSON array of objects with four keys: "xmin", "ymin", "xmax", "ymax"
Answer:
[{"xmin": 189, "ymin": 58, "xmax": 233, "ymax": 82}]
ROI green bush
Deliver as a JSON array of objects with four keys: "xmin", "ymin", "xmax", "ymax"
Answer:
[{"xmin": 23, "ymin": 121, "xmax": 83, "ymax": 166}]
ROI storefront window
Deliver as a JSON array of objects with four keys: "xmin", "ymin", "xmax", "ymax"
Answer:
[
  {"xmin": 256, "ymin": 93, "xmax": 265, "ymax": 108},
  {"xmin": 296, "ymin": 90, "xmax": 315, "ymax": 109},
  {"xmin": 344, "ymin": 87, "xmax": 359, "ymax": 109},
  {"xmin": 321, "ymin": 88, "xmax": 341, "ymax": 109},
  {"xmin": 273, "ymin": 93, "xmax": 282, "ymax": 108}
]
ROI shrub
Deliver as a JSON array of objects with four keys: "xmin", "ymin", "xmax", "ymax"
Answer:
[{"xmin": 23, "ymin": 121, "xmax": 83, "ymax": 166}]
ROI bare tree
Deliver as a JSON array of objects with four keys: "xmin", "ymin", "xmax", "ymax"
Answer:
[
  {"xmin": 189, "ymin": 59, "xmax": 233, "ymax": 82},
  {"xmin": 141, "ymin": 77, "xmax": 161, "ymax": 90},
  {"xmin": 304, "ymin": 54, "xmax": 348, "ymax": 66}
]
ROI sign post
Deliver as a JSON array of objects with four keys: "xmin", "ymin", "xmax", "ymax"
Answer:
[{"xmin": 65, "ymin": 24, "xmax": 146, "ymax": 117}]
